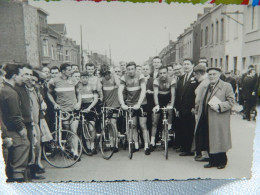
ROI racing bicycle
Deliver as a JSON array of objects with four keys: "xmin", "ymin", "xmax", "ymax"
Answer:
[{"xmin": 42, "ymin": 109, "xmax": 83, "ymax": 168}]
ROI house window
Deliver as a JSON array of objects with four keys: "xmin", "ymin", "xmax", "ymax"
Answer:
[
  {"xmin": 205, "ymin": 27, "xmax": 208, "ymax": 46},
  {"xmin": 220, "ymin": 19, "xmax": 224, "ymax": 41},
  {"xmin": 233, "ymin": 57, "xmax": 237, "ymax": 74},
  {"xmin": 65, "ymin": 50, "xmax": 70, "ymax": 61},
  {"xmin": 216, "ymin": 21, "xmax": 219, "ymax": 43},
  {"xmin": 210, "ymin": 58, "xmax": 213, "ymax": 67},
  {"xmin": 201, "ymin": 29, "xmax": 203, "ymax": 47},
  {"xmin": 242, "ymin": 57, "xmax": 246, "ymax": 70},
  {"xmin": 51, "ymin": 45, "xmax": 54, "ymax": 60},
  {"xmin": 225, "ymin": 55, "xmax": 229, "ymax": 72},
  {"xmin": 211, "ymin": 24, "xmax": 214, "ymax": 44},
  {"xmin": 251, "ymin": 6, "xmax": 258, "ymax": 30},
  {"xmin": 220, "ymin": 58, "xmax": 223, "ymax": 69},
  {"xmin": 42, "ymin": 39, "xmax": 49, "ymax": 57},
  {"xmin": 215, "ymin": 59, "xmax": 218, "ymax": 67}
]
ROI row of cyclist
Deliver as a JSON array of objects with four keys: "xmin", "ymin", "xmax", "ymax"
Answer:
[{"xmin": 43, "ymin": 62, "xmax": 175, "ymax": 168}]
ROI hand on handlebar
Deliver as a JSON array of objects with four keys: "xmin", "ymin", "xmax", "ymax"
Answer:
[
  {"xmin": 121, "ymin": 104, "xmax": 128, "ymax": 111},
  {"xmin": 83, "ymin": 108, "xmax": 91, "ymax": 113},
  {"xmin": 153, "ymin": 105, "xmax": 160, "ymax": 113},
  {"xmin": 166, "ymin": 104, "xmax": 173, "ymax": 110},
  {"xmin": 74, "ymin": 103, "xmax": 81, "ymax": 111},
  {"xmin": 54, "ymin": 103, "xmax": 60, "ymax": 110},
  {"xmin": 133, "ymin": 104, "xmax": 141, "ymax": 110}
]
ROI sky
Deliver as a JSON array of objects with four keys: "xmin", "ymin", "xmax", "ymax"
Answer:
[{"xmin": 29, "ymin": 1, "xmax": 209, "ymax": 65}]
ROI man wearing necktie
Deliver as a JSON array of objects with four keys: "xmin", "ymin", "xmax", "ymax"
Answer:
[
  {"xmin": 175, "ymin": 59, "xmax": 198, "ymax": 156},
  {"xmin": 196, "ymin": 67, "xmax": 235, "ymax": 169}
]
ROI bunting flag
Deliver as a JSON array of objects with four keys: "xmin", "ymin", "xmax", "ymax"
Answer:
[{"xmin": 252, "ymin": 0, "xmax": 260, "ymax": 5}]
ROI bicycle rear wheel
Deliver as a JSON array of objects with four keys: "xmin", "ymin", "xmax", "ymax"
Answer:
[
  {"xmin": 164, "ymin": 124, "xmax": 168, "ymax": 160},
  {"xmin": 81, "ymin": 121, "xmax": 95, "ymax": 156},
  {"xmin": 99, "ymin": 123, "xmax": 116, "ymax": 160},
  {"xmin": 43, "ymin": 130, "xmax": 83, "ymax": 168}
]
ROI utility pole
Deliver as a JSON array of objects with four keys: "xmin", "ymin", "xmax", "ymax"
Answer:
[
  {"xmin": 80, "ymin": 25, "xmax": 84, "ymax": 71},
  {"xmin": 109, "ymin": 44, "xmax": 112, "ymax": 66}
]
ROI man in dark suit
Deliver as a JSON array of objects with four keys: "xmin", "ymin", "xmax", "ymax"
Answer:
[{"xmin": 175, "ymin": 58, "xmax": 199, "ymax": 156}]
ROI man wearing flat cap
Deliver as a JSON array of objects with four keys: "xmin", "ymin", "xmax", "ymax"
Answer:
[{"xmin": 196, "ymin": 67, "xmax": 235, "ymax": 169}]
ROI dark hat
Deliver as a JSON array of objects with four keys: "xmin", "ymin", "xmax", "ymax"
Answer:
[
  {"xmin": 194, "ymin": 64, "xmax": 206, "ymax": 72},
  {"xmin": 206, "ymin": 67, "xmax": 222, "ymax": 73}
]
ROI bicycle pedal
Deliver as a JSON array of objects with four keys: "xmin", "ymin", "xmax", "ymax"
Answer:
[{"xmin": 168, "ymin": 134, "xmax": 174, "ymax": 136}]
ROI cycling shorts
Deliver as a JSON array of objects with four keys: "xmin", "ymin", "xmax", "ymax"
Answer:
[{"xmin": 81, "ymin": 103, "xmax": 96, "ymax": 122}]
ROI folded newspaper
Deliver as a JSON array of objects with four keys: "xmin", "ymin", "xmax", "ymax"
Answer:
[{"xmin": 208, "ymin": 96, "xmax": 222, "ymax": 107}]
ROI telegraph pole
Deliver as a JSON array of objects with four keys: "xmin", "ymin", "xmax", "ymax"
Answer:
[
  {"xmin": 109, "ymin": 44, "xmax": 112, "ymax": 66},
  {"xmin": 80, "ymin": 25, "xmax": 84, "ymax": 71}
]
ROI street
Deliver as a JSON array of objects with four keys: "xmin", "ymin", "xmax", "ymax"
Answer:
[{"xmin": 41, "ymin": 113, "xmax": 255, "ymax": 182}]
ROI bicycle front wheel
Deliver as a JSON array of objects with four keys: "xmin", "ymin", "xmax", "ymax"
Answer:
[
  {"xmin": 99, "ymin": 123, "xmax": 116, "ymax": 160},
  {"xmin": 128, "ymin": 123, "xmax": 133, "ymax": 160},
  {"xmin": 43, "ymin": 130, "xmax": 83, "ymax": 168},
  {"xmin": 164, "ymin": 124, "xmax": 168, "ymax": 160},
  {"xmin": 81, "ymin": 121, "xmax": 95, "ymax": 156}
]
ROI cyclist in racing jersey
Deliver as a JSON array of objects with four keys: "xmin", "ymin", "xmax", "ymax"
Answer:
[
  {"xmin": 118, "ymin": 62, "xmax": 151, "ymax": 155},
  {"xmin": 47, "ymin": 63, "xmax": 81, "ymax": 158},
  {"xmin": 150, "ymin": 66, "xmax": 176, "ymax": 151},
  {"xmin": 76, "ymin": 71, "xmax": 99, "ymax": 154},
  {"xmin": 85, "ymin": 63, "xmax": 103, "ymax": 101},
  {"xmin": 100, "ymin": 65, "xmax": 121, "ymax": 153}
]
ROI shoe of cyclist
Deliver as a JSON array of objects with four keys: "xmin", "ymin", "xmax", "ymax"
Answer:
[
  {"xmin": 91, "ymin": 148, "xmax": 97, "ymax": 155},
  {"xmin": 145, "ymin": 148, "xmax": 151, "ymax": 155},
  {"xmin": 113, "ymin": 147, "xmax": 119, "ymax": 153},
  {"xmin": 150, "ymin": 144, "xmax": 156, "ymax": 152}
]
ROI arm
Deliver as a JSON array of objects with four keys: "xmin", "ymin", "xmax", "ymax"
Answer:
[
  {"xmin": 118, "ymin": 84, "xmax": 126, "ymax": 107},
  {"xmin": 219, "ymin": 83, "xmax": 235, "ymax": 113},
  {"xmin": 47, "ymin": 79, "xmax": 58, "ymax": 108},
  {"xmin": 86, "ymin": 92, "xmax": 98, "ymax": 111},
  {"xmin": 97, "ymin": 78, "xmax": 103, "ymax": 101},
  {"xmin": 169, "ymin": 85, "xmax": 175, "ymax": 108},
  {"xmin": 136, "ymin": 80, "xmax": 146, "ymax": 106},
  {"xmin": 153, "ymin": 85, "xmax": 159, "ymax": 107},
  {"xmin": 74, "ymin": 84, "xmax": 82, "ymax": 110}
]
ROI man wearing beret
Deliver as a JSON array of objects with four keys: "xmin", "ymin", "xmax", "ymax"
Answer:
[{"xmin": 196, "ymin": 67, "xmax": 235, "ymax": 169}]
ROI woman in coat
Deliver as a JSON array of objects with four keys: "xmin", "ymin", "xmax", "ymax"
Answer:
[{"xmin": 196, "ymin": 67, "xmax": 235, "ymax": 169}]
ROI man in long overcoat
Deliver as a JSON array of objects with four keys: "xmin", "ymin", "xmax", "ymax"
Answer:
[{"xmin": 196, "ymin": 67, "xmax": 235, "ymax": 169}]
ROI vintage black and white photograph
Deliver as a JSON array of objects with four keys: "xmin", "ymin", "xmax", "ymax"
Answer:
[{"xmin": 0, "ymin": 0, "xmax": 258, "ymax": 182}]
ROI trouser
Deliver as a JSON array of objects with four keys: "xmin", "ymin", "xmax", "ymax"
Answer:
[
  {"xmin": 209, "ymin": 152, "xmax": 227, "ymax": 166},
  {"xmin": 7, "ymin": 131, "xmax": 30, "ymax": 180},
  {"xmin": 25, "ymin": 123, "xmax": 35, "ymax": 166},
  {"xmin": 244, "ymin": 99, "xmax": 257, "ymax": 120},
  {"xmin": 180, "ymin": 113, "xmax": 195, "ymax": 152}
]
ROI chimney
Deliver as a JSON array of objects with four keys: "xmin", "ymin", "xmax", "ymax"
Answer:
[
  {"xmin": 197, "ymin": 13, "xmax": 202, "ymax": 20},
  {"xmin": 204, "ymin": 7, "xmax": 211, "ymax": 13}
]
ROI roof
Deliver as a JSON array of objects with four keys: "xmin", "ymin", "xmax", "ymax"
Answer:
[{"xmin": 48, "ymin": 24, "xmax": 67, "ymax": 35}]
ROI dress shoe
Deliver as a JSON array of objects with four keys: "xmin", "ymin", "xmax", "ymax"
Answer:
[
  {"xmin": 217, "ymin": 165, "xmax": 226, "ymax": 169},
  {"xmin": 35, "ymin": 165, "xmax": 45, "ymax": 174},
  {"xmin": 176, "ymin": 148, "xmax": 184, "ymax": 153},
  {"xmin": 204, "ymin": 163, "xmax": 214, "ymax": 168},
  {"xmin": 195, "ymin": 155, "xmax": 202, "ymax": 161},
  {"xmin": 179, "ymin": 152, "xmax": 194, "ymax": 156},
  {"xmin": 133, "ymin": 148, "xmax": 139, "ymax": 153},
  {"xmin": 198, "ymin": 157, "xmax": 210, "ymax": 162},
  {"xmin": 145, "ymin": 148, "xmax": 151, "ymax": 155},
  {"xmin": 31, "ymin": 175, "xmax": 46, "ymax": 180}
]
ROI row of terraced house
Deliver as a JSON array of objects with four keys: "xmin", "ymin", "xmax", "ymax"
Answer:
[
  {"xmin": 158, "ymin": 5, "xmax": 260, "ymax": 74},
  {"xmin": 0, "ymin": 1, "xmax": 80, "ymax": 69}
]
